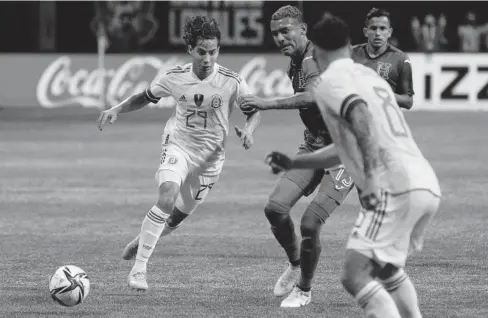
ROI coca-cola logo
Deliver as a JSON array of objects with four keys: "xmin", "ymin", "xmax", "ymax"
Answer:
[{"xmin": 36, "ymin": 55, "xmax": 294, "ymax": 108}]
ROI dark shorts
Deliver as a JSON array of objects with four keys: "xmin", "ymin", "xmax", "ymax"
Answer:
[{"xmin": 281, "ymin": 143, "xmax": 354, "ymax": 203}]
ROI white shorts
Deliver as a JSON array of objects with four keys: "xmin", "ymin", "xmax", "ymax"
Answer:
[
  {"xmin": 155, "ymin": 144, "xmax": 220, "ymax": 214},
  {"xmin": 347, "ymin": 189, "xmax": 441, "ymax": 268}
]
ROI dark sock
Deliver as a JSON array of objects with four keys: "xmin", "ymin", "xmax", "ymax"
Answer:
[
  {"xmin": 298, "ymin": 236, "xmax": 321, "ymax": 290},
  {"xmin": 166, "ymin": 207, "xmax": 189, "ymax": 228},
  {"xmin": 290, "ymin": 259, "xmax": 300, "ymax": 267},
  {"xmin": 270, "ymin": 215, "xmax": 300, "ymax": 264},
  {"xmin": 297, "ymin": 284, "xmax": 311, "ymax": 292}
]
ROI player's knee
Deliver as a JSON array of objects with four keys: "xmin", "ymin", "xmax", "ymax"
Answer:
[
  {"xmin": 340, "ymin": 250, "xmax": 378, "ymax": 296},
  {"xmin": 264, "ymin": 200, "xmax": 291, "ymax": 225},
  {"xmin": 300, "ymin": 208, "xmax": 324, "ymax": 241},
  {"xmin": 157, "ymin": 181, "xmax": 180, "ymax": 213}
]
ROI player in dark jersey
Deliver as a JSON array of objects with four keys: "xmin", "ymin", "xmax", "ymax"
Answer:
[
  {"xmin": 352, "ymin": 7, "xmax": 414, "ymax": 109},
  {"xmin": 239, "ymin": 5, "xmax": 353, "ymax": 308}
]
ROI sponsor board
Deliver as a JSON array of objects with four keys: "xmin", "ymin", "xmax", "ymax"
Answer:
[
  {"xmin": 0, "ymin": 54, "xmax": 292, "ymax": 109},
  {"xmin": 0, "ymin": 53, "xmax": 488, "ymax": 110}
]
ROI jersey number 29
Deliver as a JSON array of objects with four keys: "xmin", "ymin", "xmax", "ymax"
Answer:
[
  {"xmin": 373, "ymin": 86, "xmax": 409, "ymax": 138},
  {"xmin": 185, "ymin": 110, "xmax": 207, "ymax": 129}
]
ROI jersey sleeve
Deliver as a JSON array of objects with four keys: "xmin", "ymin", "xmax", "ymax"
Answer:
[
  {"xmin": 143, "ymin": 74, "xmax": 173, "ymax": 104},
  {"xmin": 314, "ymin": 74, "xmax": 366, "ymax": 121},
  {"xmin": 303, "ymin": 57, "xmax": 321, "ymax": 92},
  {"xmin": 397, "ymin": 53, "xmax": 414, "ymax": 96}
]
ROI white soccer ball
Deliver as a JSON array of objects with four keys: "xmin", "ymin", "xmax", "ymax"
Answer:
[{"xmin": 49, "ymin": 265, "xmax": 90, "ymax": 307}]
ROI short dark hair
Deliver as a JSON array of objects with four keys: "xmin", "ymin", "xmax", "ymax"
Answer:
[
  {"xmin": 365, "ymin": 7, "xmax": 391, "ymax": 26},
  {"xmin": 183, "ymin": 15, "xmax": 221, "ymax": 48},
  {"xmin": 271, "ymin": 5, "xmax": 303, "ymax": 23},
  {"xmin": 310, "ymin": 15, "xmax": 350, "ymax": 50}
]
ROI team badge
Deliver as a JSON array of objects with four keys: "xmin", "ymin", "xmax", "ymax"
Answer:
[
  {"xmin": 210, "ymin": 94, "xmax": 223, "ymax": 109},
  {"xmin": 194, "ymin": 94, "xmax": 204, "ymax": 107},
  {"xmin": 377, "ymin": 62, "xmax": 392, "ymax": 80}
]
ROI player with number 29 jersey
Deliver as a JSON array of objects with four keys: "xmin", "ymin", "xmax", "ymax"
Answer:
[
  {"xmin": 312, "ymin": 59, "xmax": 440, "ymax": 196},
  {"xmin": 146, "ymin": 63, "xmax": 251, "ymax": 175}
]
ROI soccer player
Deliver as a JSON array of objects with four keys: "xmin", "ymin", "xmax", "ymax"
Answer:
[
  {"xmin": 266, "ymin": 15, "xmax": 441, "ymax": 318},
  {"xmin": 352, "ymin": 8, "xmax": 414, "ymax": 110},
  {"xmin": 239, "ymin": 5, "xmax": 353, "ymax": 307},
  {"xmin": 97, "ymin": 15, "xmax": 261, "ymax": 291}
]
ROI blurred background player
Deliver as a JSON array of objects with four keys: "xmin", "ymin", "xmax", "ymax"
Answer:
[
  {"xmin": 97, "ymin": 15, "xmax": 261, "ymax": 291},
  {"xmin": 239, "ymin": 5, "xmax": 353, "ymax": 308},
  {"xmin": 266, "ymin": 14, "xmax": 441, "ymax": 318},
  {"xmin": 352, "ymin": 8, "xmax": 414, "ymax": 109}
]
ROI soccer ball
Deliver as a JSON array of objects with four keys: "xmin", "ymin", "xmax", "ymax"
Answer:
[{"xmin": 49, "ymin": 265, "xmax": 90, "ymax": 307}]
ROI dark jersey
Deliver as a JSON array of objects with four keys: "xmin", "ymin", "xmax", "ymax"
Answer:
[
  {"xmin": 288, "ymin": 41, "xmax": 333, "ymax": 149},
  {"xmin": 352, "ymin": 43, "xmax": 414, "ymax": 96}
]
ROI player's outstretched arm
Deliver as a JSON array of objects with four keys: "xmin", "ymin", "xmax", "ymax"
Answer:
[
  {"xmin": 290, "ymin": 144, "xmax": 340, "ymax": 169},
  {"xmin": 240, "ymin": 92, "xmax": 316, "ymax": 111},
  {"xmin": 97, "ymin": 91, "xmax": 150, "ymax": 131},
  {"xmin": 265, "ymin": 144, "xmax": 340, "ymax": 173},
  {"xmin": 112, "ymin": 90, "xmax": 151, "ymax": 114}
]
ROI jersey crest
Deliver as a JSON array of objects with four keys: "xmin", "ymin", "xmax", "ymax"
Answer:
[
  {"xmin": 211, "ymin": 94, "xmax": 223, "ymax": 109},
  {"xmin": 377, "ymin": 62, "xmax": 392, "ymax": 80},
  {"xmin": 194, "ymin": 94, "xmax": 204, "ymax": 107}
]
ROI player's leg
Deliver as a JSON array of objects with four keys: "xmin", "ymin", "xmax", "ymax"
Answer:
[
  {"xmin": 299, "ymin": 166, "xmax": 353, "ymax": 291},
  {"xmin": 172, "ymin": 172, "xmax": 219, "ymax": 231},
  {"xmin": 265, "ymin": 149, "xmax": 323, "ymax": 297},
  {"xmin": 340, "ymin": 190, "xmax": 403, "ymax": 316},
  {"xmin": 341, "ymin": 249, "xmax": 401, "ymax": 317},
  {"xmin": 127, "ymin": 145, "xmax": 190, "ymax": 291},
  {"xmin": 281, "ymin": 167, "xmax": 353, "ymax": 307},
  {"xmin": 377, "ymin": 191, "xmax": 440, "ymax": 318}
]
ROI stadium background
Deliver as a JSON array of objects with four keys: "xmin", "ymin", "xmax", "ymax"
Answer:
[{"xmin": 1, "ymin": 1, "xmax": 486, "ymax": 317}]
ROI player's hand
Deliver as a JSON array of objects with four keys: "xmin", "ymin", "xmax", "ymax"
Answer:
[
  {"xmin": 264, "ymin": 151, "xmax": 293, "ymax": 174},
  {"xmin": 239, "ymin": 94, "xmax": 271, "ymax": 111},
  {"xmin": 359, "ymin": 177, "xmax": 382, "ymax": 211},
  {"xmin": 235, "ymin": 125, "xmax": 254, "ymax": 150},
  {"xmin": 97, "ymin": 108, "xmax": 119, "ymax": 131}
]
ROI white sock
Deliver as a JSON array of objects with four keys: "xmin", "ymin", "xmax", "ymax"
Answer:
[
  {"xmin": 133, "ymin": 206, "xmax": 169, "ymax": 272},
  {"xmin": 355, "ymin": 280, "xmax": 401, "ymax": 318},
  {"xmin": 381, "ymin": 269, "xmax": 422, "ymax": 318}
]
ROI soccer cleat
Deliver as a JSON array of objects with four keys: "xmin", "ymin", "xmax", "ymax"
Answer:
[
  {"xmin": 128, "ymin": 270, "xmax": 148, "ymax": 291},
  {"xmin": 122, "ymin": 235, "xmax": 140, "ymax": 261},
  {"xmin": 280, "ymin": 286, "xmax": 312, "ymax": 308},
  {"xmin": 273, "ymin": 262, "xmax": 300, "ymax": 297}
]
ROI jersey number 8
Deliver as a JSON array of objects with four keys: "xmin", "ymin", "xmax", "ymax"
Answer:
[{"xmin": 373, "ymin": 86, "xmax": 409, "ymax": 138}]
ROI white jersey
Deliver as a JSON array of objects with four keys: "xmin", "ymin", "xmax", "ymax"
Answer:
[
  {"xmin": 312, "ymin": 58, "xmax": 440, "ymax": 196},
  {"xmin": 145, "ymin": 63, "xmax": 251, "ymax": 173}
]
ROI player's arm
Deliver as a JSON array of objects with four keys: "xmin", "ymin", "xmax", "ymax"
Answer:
[
  {"xmin": 291, "ymin": 144, "xmax": 340, "ymax": 169},
  {"xmin": 266, "ymin": 144, "xmax": 340, "ymax": 173},
  {"xmin": 346, "ymin": 100, "xmax": 380, "ymax": 178},
  {"xmin": 395, "ymin": 55, "xmax": 414, "ymax": 110},
  {"xmin": 97, "ymin": 75, "xmax": 173, "ymax": 130},
  {"xmin": 239, "ymin": 58, "xmax": 319, "ymax": 110},
  {"xmin": 238, "ymin": 80, "xmax": 261, "ymax": 133},
  {"xmin": 110, "ymin": 75, "xmax": 172, "ymax": 114},
  {"xmin": 267, "ymin": 57, "xmax": 320, "ymax": 110}
]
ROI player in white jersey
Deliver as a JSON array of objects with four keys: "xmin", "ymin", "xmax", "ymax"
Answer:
[
  {"xmin": 265, "ymin": 16, "xmax": 441, "ymax": 318},
  {"xmin": 97, "ymin": 15, "xmax": 261, "ymax": 291}
]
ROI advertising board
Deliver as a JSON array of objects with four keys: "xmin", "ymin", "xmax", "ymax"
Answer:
[{"xmin": 1, "ymin": 53, "xmax": 487, "ymax": 111}]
